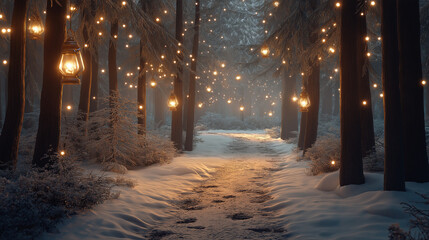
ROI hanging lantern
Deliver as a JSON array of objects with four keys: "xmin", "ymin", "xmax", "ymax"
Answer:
[
  {"xmin": 240, "ymin": 106, "xmax": 245, "ymax": 112},
  {"xmin": 28, "ymin": 9, "xmax": 44, "ymax": 40},
  {"xmin": 298, "ymin": 88, "xmax": 311, "ymax": 112},
  {"xmin": 150, "ymin": 79, "xmax": 157, "ymax": 88},
  {"xmin": 261, "ymin": 46, "xmax": 270, "ymax": 58},
  {"xmin": 168, "ymin": 92, "xmax": 179, "ymax": 111},
  {"xmin": 59, "ymin": 36, "xmax": 84, "ymax": 85}
]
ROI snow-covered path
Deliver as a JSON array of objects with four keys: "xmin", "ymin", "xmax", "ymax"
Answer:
[
  {"xmin": 153, "ymin": 135, "xmax": 287, "ymax": 239},
  {"xmin": 41, "ymin": 130, "xmax": 429, "ymax": 240}
]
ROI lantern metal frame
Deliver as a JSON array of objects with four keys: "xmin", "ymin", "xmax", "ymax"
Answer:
[{"xmin": 59, "ymin": 35, "xmax": 84, "ymax": 85}]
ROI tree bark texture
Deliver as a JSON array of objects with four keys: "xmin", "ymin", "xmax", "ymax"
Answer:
[
  {"xmin": 339, "ymin": 0, "xmax": 365, "ymax": 186},
  {"xmin": 0, "ymin": 0, "xmax": 29, "ymax": 170},
  {"xmin": 303, "ymin": 62, "xmax": 320, "ymax": 152},
  {"xmin": 356, "ymin": 13, "xmax": 375, "ymax": 157},
  {"xmin": 397, "ymin": 0, "xmax": 429, "ymax": 182},
  {"xmin": 138, "ymin": 40, "xmax": 146, "ymax": 134},
  {"xmin": 33, "ymin": 0, "xmax": 67, "ymax": 168},
  {"xmin": 171, "ymin": 0, "xmax": 184, "ymax": 150},
  {"xmin": 185, "ymin": 0, "xmax": 200, "ymax": 151},
  {"xmin": 281, "ymin": 75, "xmax": 298, "ymax": 140},
  {"xmin": 381, "ymin": 0, "xmax": 405, "ymax": 191}
]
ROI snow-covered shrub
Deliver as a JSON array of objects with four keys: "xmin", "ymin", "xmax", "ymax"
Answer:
[
  {"xmin": 305, "ymin": 117, "xmax": 385, "ymax": 175},
  {"xmin": 304, "ymin": 134, "xmax": 341, "ymax": 175},
  {"xmin": 197, "ymin": 112, "xmax": 280, "ymax": 130},
  {"xmin": 66, "ymin": 95, "xmax": 176, "ymax": 172},
  {"xmin": 402, "ymin": 194, "xmax": 429, "ymax": 240},
  {"xmin": 0, "ymin": 156, "xmax": 114, "ymax": 240},
  {"xmin": 388, "ymin": 193, "xmax": 429, "ymax": 240}
]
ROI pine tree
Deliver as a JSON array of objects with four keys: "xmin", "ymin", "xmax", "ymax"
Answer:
[
  {"xmin": 33, "ymin": 0, "xmax": 67, "ymax": 168},
  {"xmin": 397, "ymin": 0, "xmax": 429, "ymax": 183},
  {"xmin": 109, "ymin": 18, "xmax": 119, "ymax": 129},
  {"xmin": 381, "ymin": 0, "xmax": 405, "ymax": 191},
  {"xmin": 0, "ymin": 0, "xmax": 29, "ymax": 170},
  {"xmin": 280, "ymin": 74, "xmax": 298, "ymax": 140},
  {"xmin": 185, "ymin": 0, "xmax": 201, "ymax": 151},
  {"xmin": 77, "ymin": 0, "xmax": 94, "ymax": 126},
  {"xmin": 171, "ymin": 0, "xmax": 184, "ymax": 150},
  {"xmin": 356, "ymin": 9, "xmax": 375, "ymax": 157},
  {"xmin": 339, "ymin": 0, "xmax": 365, "ymax": 186}
]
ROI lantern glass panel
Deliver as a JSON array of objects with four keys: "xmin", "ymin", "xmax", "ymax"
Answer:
[{"xmin": 59, "ymin": 53, "xmax": 80, "ymax": 76}]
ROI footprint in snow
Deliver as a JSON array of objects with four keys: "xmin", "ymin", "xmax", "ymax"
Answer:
[
  {"xmin": 222, "ymin": 195, "xmax": 236, "ymax": 199},
  {"xmin": 176, "ymin": 218, "xmax": 197, "ymax": 224},
  {"xmin": 229, "ymin": 213, "xmax": 253, "ymax": 220}
]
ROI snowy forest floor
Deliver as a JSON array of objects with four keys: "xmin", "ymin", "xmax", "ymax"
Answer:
[{"xmin": 41, "ymin": 130, "xmax": 429, "ymax": 240}]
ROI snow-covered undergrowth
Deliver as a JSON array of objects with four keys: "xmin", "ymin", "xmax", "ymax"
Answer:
[
  {"xmin": 197, "ymin": 112, "xmax": 280, "ymax": 130},
  {"xmin": 65, "ymin": 96, "xmax": 176, "ymax": 173},
  {"xmin": 38, "ymin": 130, "xmax": 429, "ymax": 240},
  {"xmin": 0, "ymin": 158, "xmax": 115, "ymax": 240},
  {"xmin": 304, "ymin": 117, "xmax": 385, "ymax": 175}
]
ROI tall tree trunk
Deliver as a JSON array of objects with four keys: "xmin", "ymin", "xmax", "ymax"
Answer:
[
  {"xmin": 339, "ymin": 0, "xmax": 365, "ymax": 186},
  {"xmin": 89, "ymin": 48, "xmax": 98, "ymax": 113},
  {"xmin": 397, "ymin": 0, "xmax": 429, "ymax": 182},
  {"xmin": 357, "ymin": 12, "xmax": 375, "ymax": 157},
  {"xmin": 333, "ymin": 80, "xmax": 339, "ymax": 116},
  {"xmin": 184, "ymin": 0, "xmax": 200, "ymax": 151},
  {"xmin": 0, "ymin": 72, "xmax": 2, "ymax": 127},
  {"xmin": 298, "ymin": 95, "xmax": 307, "ymax": 149},
  {"xmin": 77, "ymin": 14, "xmax": 92, "ymax": 125},
  {"xmin": 321, "ymin": 83, "xmax": 332, "ymax": 116},
  {"xmin": 25, "ymin": 39, "xmax": 38, "ymax": 113},
  {"xmin": 298, "ymin": 114, "xmax": 307, "ymax": 149},
  {"xmin": 33, "ymin": 0, "xmax": 67, "ymax": 168},
  {"xmin": 154, "ymin": 86, "xmax": 165, "ymax": 128},
  {"xmin": 281, "ymin": 75, "xmax": 298, "ymax": 140},
  {"xmin": 303, "ymin": 62, "xmax": 320, "ymax": 152},
  {"xmin": 0, "ymin": 0, "xmax": 29, "ymax": 170},
  {"xmin": 381, "ymin": 0, "xmax": 405, "ymax": 191},
  {"xmin": 138, "ymin": 41, "xmax": 146, "ymax": 134},
  {"xmin": 171, "ymin": 0, "xmax": 184, "ymax": 150},
  {"xmin": 109, "ymin": 20, "xmax": 118, "ymax": 105}
]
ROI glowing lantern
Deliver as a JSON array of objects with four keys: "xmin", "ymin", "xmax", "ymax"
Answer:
[
  {"xmin": 198, "ymin": 103, "xmax": 203, "ymax": 108},
  {"xmin": 240, "ymin": 106, "xmax": 245, "ymax": 112},
  {"xmin": 298, "ymin": 88, "xmax": 311, "ymax": 112},
  {"xmin": 150, "ymin": 79, "xmax": 157, "ymax": 88},
  {"xmin": 28, "ymin": 10, "xmax": 44, "ymax": 40},
  {"xmin": 168, "ymin": 92, "xmax": 179, "ymax": 111},
  {"xmin": 59, "ymin": 36, "xmax": 84, "ymax": 85},
  {"xmin": 261, "ymin": 46, "xmax": 270, "ymax": 58},
  {"xmin": 28, "ymin": 20, "xmax": 44, "ymax": 40},
  {"xmin": 227, "ymin": 99, "xmax": 232, "ymax": 104}
]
